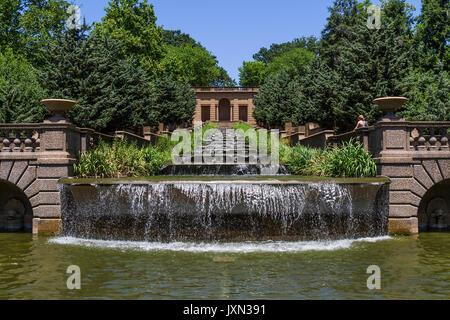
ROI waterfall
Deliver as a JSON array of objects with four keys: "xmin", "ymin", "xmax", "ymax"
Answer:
[{"xmin": 60, "ymin": 181, "xmax": 389, "ymax": 241}]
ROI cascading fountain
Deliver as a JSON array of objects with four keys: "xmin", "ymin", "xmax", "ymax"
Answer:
[{"xmin": 59, "ymin": 127, "xmax": 390, "ymax": 241}]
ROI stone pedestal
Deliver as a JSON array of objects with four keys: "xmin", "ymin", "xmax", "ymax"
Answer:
[{"xmin": 32, "ymin": 123, "xmax": 80, "ymax": 235}]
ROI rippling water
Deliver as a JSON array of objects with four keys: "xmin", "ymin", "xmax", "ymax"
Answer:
[{"xmin": 1, "ymin": 233, "xmax": 449, "ymax": 299}]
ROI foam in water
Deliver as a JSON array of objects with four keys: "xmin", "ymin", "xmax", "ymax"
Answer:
[{"xmin": 48, "ymin": 236, "xmax": 391, "ymax": 253}]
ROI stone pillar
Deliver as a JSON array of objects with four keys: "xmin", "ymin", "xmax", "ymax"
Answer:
[
  {"xmin": 371, "ymin": 121, "xmax": 418, "ymax": 235},
  {"xmin": 32, "ymin": 123, "xmax": 81, "ymax": 235}
]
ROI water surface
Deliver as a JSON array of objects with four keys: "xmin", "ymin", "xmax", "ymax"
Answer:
[{"xmin": 1, "ymin": 233, "xmax": 449, "ymax": 299}]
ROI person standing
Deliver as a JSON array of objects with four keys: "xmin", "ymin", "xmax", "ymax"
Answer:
[{"xmin": 354, "ymin": 115, "xmax": 368, "ymax": 131}]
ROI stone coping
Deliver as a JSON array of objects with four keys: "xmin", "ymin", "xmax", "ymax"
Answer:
[{"xmin": 59, "ymin": 176, "xmax": 391, "ymax": 185}]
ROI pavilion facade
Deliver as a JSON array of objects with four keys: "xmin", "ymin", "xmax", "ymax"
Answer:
[{"xmin": 193, "ymin": 87, "xmax": 259, "ymax": 126}]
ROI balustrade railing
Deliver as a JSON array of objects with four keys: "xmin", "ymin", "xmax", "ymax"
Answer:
[
  {"xmin": 0, "ymin": 124, "xmax": 41, "ymax": 153},
  {"xmin": 408, "ymin": 122, "xmax": 450, "ymax": 152}
]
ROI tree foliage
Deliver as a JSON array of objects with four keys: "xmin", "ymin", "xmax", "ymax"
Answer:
[
  {"xmin": 40, "ymin": 27, "xmax": 155, "ymax": 132},
  {"xmin": 0, "ymin": 48, "xmax": 47, "ymax": 123},
  {"xmin": 0, "ymin": 0, "xmax": 70, "ymax": 63},
  {"xmin": 151, "ymin": 74, "xmax": 196, "ymax": 129},
  {"xmin": 238, "ymin": 61, "xmax": 268, "ymax": 87},
  {"xmin": 160, "ymin": 44, "xmax": 223, "ymax": 87},
  {"xmin": 94, "ymin": 0, "xmax": 164, "ymax": 73},
  {"xmin": 253, "ymin": 72, "xmax": 304, "ymax": 127},
  {"xmin": 413, "ymin": 0, "xmax": 449, "ymax": 71},
  {"xmin": 253, "ymin": 36, "xmax": 319, "ymax": 64}
]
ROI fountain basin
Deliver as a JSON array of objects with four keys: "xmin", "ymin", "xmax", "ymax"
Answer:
[{"xmin": 59, "ymin": 176, "xmax": 390, "ymax": 241}]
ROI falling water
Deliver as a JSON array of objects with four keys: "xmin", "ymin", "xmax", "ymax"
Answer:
[{"xmin": 60, "ymin": 181, "xmax": 389, "ymax": 241}]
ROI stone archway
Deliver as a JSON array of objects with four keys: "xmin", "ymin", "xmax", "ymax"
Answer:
[
  {"xmin": 0, "ymin": 179, "xmax": 33, "ymax": 232},
  {"xmin": 218, "ymin": 99, "xmax": 231, "ymax": 121},
  {"xmin": 417, "ymin": 179, "xmax": 450, "ymax": 232}
]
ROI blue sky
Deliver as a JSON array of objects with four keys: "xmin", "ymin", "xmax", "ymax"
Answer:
[{"xmin": 73, "ymin": 0, "xmax": 422, "ymax": 82}]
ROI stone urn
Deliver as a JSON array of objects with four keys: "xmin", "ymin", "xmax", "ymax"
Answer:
[
  {"xmin": 373, "ymin": 97, "xmax": 408, "ymax": 121},
  {"xmin": 42, "ymin": 99, "xmax": 76, "ymax": 123}
]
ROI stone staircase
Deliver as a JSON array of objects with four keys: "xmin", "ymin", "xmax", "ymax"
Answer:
[{"xmin": 162, "ymin": 127, "xmax": 288, "ymax": 176}]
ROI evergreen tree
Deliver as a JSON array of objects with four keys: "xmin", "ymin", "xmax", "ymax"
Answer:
[
  {"xmin": 73, "ymin": 33, "xmax": 155, "ymax": 132},
  {"xmin": 297, "ymin": 58, "xmax": 345, "ymax": 129},
  {"xmin": 40, "ymin": 27, "xmax": 155, "ymax": 133},
  {"xmin": 401, "ymin": 62, "xmax": 450, "ymax": 121},
  {"xmin": 0, "ymin": 48, "xmax": 47, "ymax": 123},
  {"xmin": 299, "ymin": 0, "xmax": 414, "ymax": 131},
  {"xmin": 253, "ymin": 72, "xmax": 303, "ymax": 127},
  {"xmin": 413, "ymin": 0, "xmax": 449, "ymax": 71},
  {"xmin": 151, "ymin": 74, "xmax": 196, "ymax": 130},
  {"xmin": 320, "ymin": 0, "xmax": 364, "ymax": 69}
]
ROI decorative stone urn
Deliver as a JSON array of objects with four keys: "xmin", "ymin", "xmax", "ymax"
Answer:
[
  {"xmin": 42, "ymin": 99, "xmax": 76, "ymax": 123},
  {"xmin": 373, "ymin": 97, "xmax": 408, "ymax": 121}
]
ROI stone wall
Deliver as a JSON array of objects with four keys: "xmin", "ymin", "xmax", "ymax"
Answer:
[{"xmin": 0, "ymin": 122, "xmax": 158, "ymax": 235}]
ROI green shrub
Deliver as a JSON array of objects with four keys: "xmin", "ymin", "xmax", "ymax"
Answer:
[
  {"xmin": 286, "ymin": 145, "xmax": 323, "ymax": 175},
  {"xmin": 285, "ymin": 140, "xmax": 377, "ymax": 178},
  {"xmin": 328, "ymin": 140, "xmax": 377, "ymax": 178},
  {"xmin": 74, "ymin": 139, "xmax": 171, "ymax": 178}
]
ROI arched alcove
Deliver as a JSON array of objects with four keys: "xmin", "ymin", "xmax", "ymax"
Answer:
[
  {"xmin": 218, "ymin": 98, "xmax": 231, "ymax": 121},
  {"xmin": 0, "ymin": 179, "xmax": 33, "ymax": 233},
  {"xmin": 418, "ymin": 179, "xmax": 450, "ymax": 232}
]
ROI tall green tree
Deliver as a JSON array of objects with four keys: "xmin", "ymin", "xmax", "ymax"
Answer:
[
  {"xmin": 40, "ymin": 27, "xmax": 155, "ymax": 132},
  {"xmin": 299, "ymin": 0, "xmax": 414, "ymax": 131},
  {"xmin": 151, "ymin": 74, "xmax": 196, "ymax": 129},
  {"xmin": 95, "ymin": 0, "xmax": 164, "ymax": 73},
  {"xmin": 253, "ymin": 72, "xmax": 304, "ymax": 127},
  {"xmin": 0, "ymin": 48, "xmax": 47, "ymax": 123},
  {"xmin": 162, "ymin": 29, "xmax": 200, "ymax": 48},
  {"xmin": 238, "ymin": 61, "xmax": 268, "ymax": 87},
  {"xmin": 0, "ymin": 0, "xmax": 70, "ymax": 62},
  {"xmin": 253, "ymin": 36, "xmax": 319, "ymax": 64},
  {"xmin": 267, "ymin": 48, "xmax": 314, "ymax": 80},
  {"xmin": 0, "ymin": 0, "xmax": 22, "ymax": 51},
  {"xmin": 160, "ymin": 44, "xmax": 232, "ymax": 87},
  {"xmin": 413, "ymin": 0, "xmax": 449, "ymax": 71},
  {"xmin": 401, "ymin": 62, "xmax": 450, "ymax": 121},
  {"xmin": 297, "ymin": 58, "xmax": 345, "ymax": 129}
]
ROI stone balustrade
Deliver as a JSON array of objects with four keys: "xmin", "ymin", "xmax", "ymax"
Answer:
[
  {"xmin": 317, "ymin": 120, "xmax": 450, "ymax": 235},
  {"xmin": 0, "ymin": 121, "xmax": 165, "ymax": 235},
  {"xmin": 408, "ymin": 122, "xmax": 449, "ymax": 152},
  {"xmin": 0, "ymin": 124, "xmax": 42, "ymax": 153}
]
